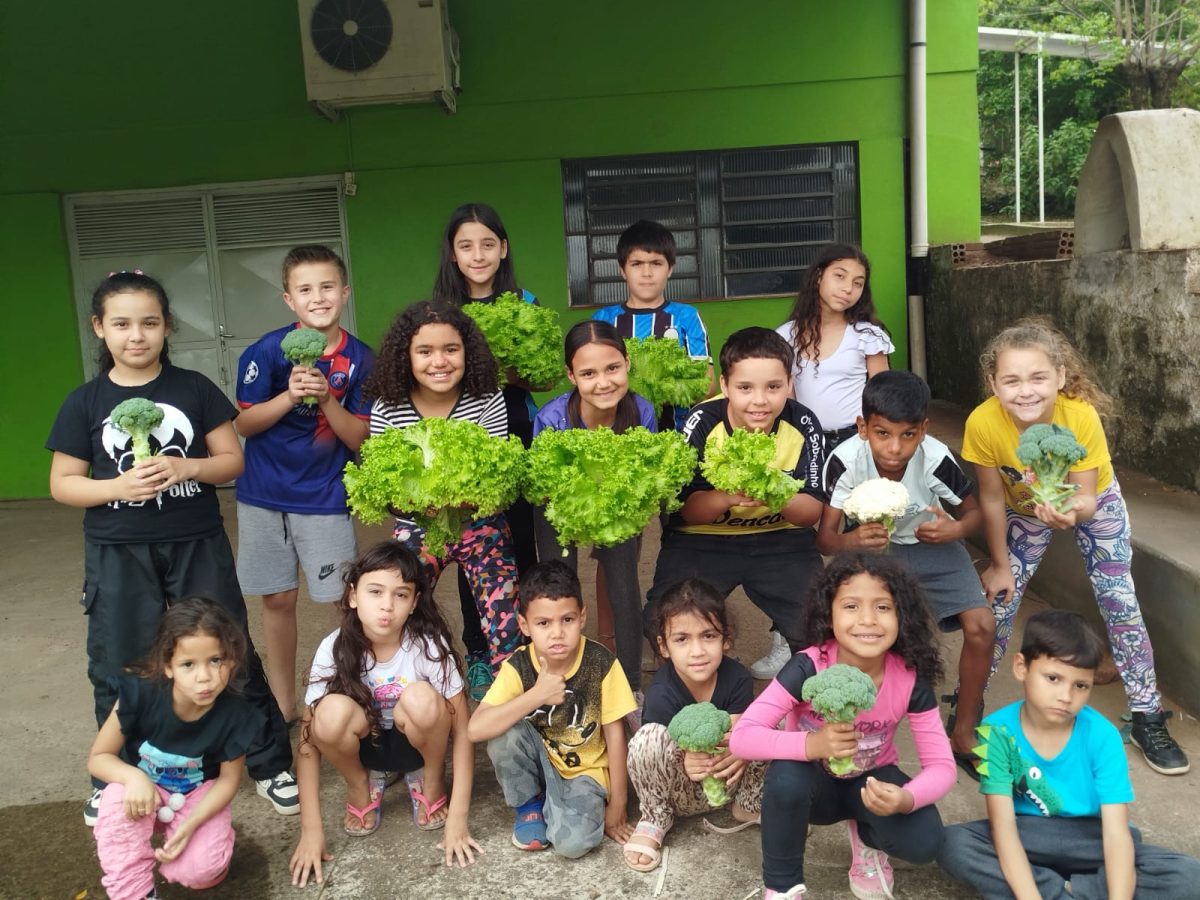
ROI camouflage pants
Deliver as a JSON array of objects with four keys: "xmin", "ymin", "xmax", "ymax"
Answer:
[{"xmin": 487, "ymin": 721, "xmax": 607, "ymax": 859}]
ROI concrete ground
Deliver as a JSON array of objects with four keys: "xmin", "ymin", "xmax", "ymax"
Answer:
[{"xmin": 1, "ymin": 495, "xmax": 1197, "ymax": 900}]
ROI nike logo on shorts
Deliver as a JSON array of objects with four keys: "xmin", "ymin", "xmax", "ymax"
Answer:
[{"xmin": 318, "ymin": 564, "xmax": 337, "ymax": 580}]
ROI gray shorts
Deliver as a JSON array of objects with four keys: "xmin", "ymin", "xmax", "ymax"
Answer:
[
  {"xmin": 889, "ymin": 540, "xmax": 988, "ymax": 632},
  {"xmin": 236, "ymin": 502, "xmax": 357, "ymax": 602}
]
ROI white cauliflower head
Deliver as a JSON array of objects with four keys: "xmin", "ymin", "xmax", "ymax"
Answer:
[{"xmin": 842, "ymin": 478, "xmax": 910, "ymax": 533}]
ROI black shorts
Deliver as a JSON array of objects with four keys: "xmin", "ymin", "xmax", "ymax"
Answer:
[{"xmin": 359, "ymin": 726, "xmax": 424, "ymax": 773}]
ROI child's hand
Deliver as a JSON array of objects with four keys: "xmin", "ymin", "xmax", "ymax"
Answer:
[
  {"xmin": 134, "ymin": 454, "xmax": 196, "ymax": 492},
  {"xmin": 808, "ymin": 721, "xmax": 858, "ymax": 762},
  {"xmin": 848, "ymin": 521, "xmax": 890, "ymax": 551},
  {"xmin": 154, "ymin": 823, "xmax": 193, "ymax": 863},
  {"xmin": 980, "ymin": 564, "xmax": 1016, "ymax": 604},
  {"xmin": 437, "ymin": 819, "xmax": 484, "ymax": 868},
  {"xmin": 113, "ymin": 464, "xmax": 164, "ymax": 503},
  {"xmin": 1032, "ymin": 500, "xmax": 1079, "ymax": 529},
  {"xmin": 604, "ymin": 801, "xmax": 634, "ymax": 844},
  {"xmin": 289, "ymin": 830, "xmax": 333, "ymax": 888},
  {"xmin": 287, "ymin": 366, "xmax": 324, "ymax": 405},
  {"xmin": 532, "ymin": 657, "xmax": 566, "ymax": 707},
  {"xmin": 860, "ymin": 776, "xmax": 914, "ymax": 817},
  {"xmin": 122, "ymin": 772, "xmax": 159, "ymax": 820},
  {"xmin": 914, "ymin": 506, "xmax": 960, "ymax": 544},
  {"xmin": 723, "ymin": 490, "xmax": 762, "ymax": 509},
  {"xmin": 683, "ymin": 749, "xmax": 716, "ymax": 782},
  {"xmin": 709, "ymin": 750, "xmax": 749, "ymax": 788}
]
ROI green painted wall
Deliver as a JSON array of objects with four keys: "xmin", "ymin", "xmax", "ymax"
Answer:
[{"xmin": 0, "ymin": 0, "xmax": 980, "ymax": 498}]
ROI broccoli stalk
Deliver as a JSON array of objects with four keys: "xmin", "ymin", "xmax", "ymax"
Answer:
[
  {"xmin": 800, "ymin": 663, "xmax": 877, "ymax": 777},
  {"xmin": 109, "ymin": 398, "xmax": 165, "ymax": 464},
  {"xmin": 1015, "ymin": 423, "xmax": 1087, "ymax": 513},
  {"xmin": 667, "ymin": 701, "xmax": 734, "ymax": 806},
  {"xmin": 280, "ymin": 327, "xmax": 328, "ymax": 405}
]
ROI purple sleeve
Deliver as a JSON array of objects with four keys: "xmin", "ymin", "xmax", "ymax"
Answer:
[
  {"xmin": 901, "ymin": 706, "xmax": 957, "ymax": 809},
  {"xmin": 728, "ymin": 680, "xmax": 809, "ymax": 761},
  {"xmin": 635, "ymin": 394, "xmax": 658, "ymax": 432}
]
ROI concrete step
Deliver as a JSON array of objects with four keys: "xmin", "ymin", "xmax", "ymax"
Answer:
[{"xmin": 928, "ymin": 400, "xmax": 1200, "ymax": 718}]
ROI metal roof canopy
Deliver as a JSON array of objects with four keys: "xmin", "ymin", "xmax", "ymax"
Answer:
[{"xmin": 979, "ymin": 26, "xmax": 1119, "ymax": 223}]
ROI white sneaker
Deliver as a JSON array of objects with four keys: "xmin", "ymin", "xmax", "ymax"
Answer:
[
  {"xmin": 764, "ymin": 885, "xmax": 808, "ymax": 899},
  {"xmin": 750, "ymin": 631, "xmax": 792, "ymax": 679},
  {"xmin": 256, "ymin": 770, "xmax": 301, "ymax": 815}
]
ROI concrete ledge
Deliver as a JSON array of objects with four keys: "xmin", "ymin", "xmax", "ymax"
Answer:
[{"xmin": 929, "ymin": 400, "xmax": 1200, "ymax": 718}]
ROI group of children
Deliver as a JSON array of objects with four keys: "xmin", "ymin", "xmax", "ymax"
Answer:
[{"xmin": 45, "ymin": 207, "xmax": 1198, "ymax": 898}]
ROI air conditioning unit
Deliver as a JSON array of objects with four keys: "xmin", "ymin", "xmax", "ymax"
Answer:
[{"xmin": 298, "ymin": 0, "xmax": 460, "ymax": 120}]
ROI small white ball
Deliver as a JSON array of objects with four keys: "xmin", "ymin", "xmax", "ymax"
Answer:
[
  {"xmin": 157, "ymin": 806, "xmax": 175, "ymax": 823},
  {"xmin": 168, "ymin": 792, "xmax": 186, "ymax": 811}
]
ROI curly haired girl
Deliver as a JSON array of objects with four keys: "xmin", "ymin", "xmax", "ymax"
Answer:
[
  {"xmin": 290, "ymin": 542, "xmax": 479, "ymax": 887},
  {"xmin": 730, "ymin": 552, "xmax": 953, "ymax": 899},
  {"xmin": 363, "ymin": 301, "xmax": 522, "ymax": 693}
]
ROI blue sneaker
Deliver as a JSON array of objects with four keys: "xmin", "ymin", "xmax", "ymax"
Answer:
[{"xmin": 512, "ymin": 795, "xmax": 548, "ymax": 851}]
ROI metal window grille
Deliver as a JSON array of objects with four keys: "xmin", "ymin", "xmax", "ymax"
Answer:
[{"xmin": 562, "ymin": 143, "xmax": 859, "ymax": 307}]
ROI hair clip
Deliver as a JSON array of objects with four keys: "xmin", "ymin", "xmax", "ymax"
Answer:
[{"xmin": 107, "ymin": 268, "xmax": 145, "ymax": 277}]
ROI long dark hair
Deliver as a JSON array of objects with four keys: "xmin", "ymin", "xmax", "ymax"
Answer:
[
  {"xmin": 564, "ymin": 320, "xmax": 640, "ymax": 433},
  {"xmin": 364, "ymin": 300, "xmax": 499, "ymax": 406},
  {"xmin": 784, "ymin": 244, "xmax": 883, "ymax": 377},
  {"xmin": 91, "ymin": 270, "xmax": 174, "ymax": 372},
  {"xmin": 131, "ymin": 597, "xmax": 246, "ymax": 691},
  {"xmin": 801, "ymin": 552, "xmax": 944, "ymax": 686},
  {"xmin": 652, "ymin": 578, "xmax": 735, "ymax": 646},
  {"xmin": 303, "ymin": 542, "xmax": 463, "ymax": 743},
  {"xmin": 432, "ymin": 203, "xmax": 520, "ymax": 303}
]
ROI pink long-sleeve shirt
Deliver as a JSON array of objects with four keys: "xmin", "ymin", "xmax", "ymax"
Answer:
[{"xmin": 729, "ymin": 640, "xmax": 955, "ymax": 810}]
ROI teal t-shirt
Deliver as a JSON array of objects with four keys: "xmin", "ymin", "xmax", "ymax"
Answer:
[{"xmin": 976, "ymin": 701, "xmax": 1134, "ymax": 818}]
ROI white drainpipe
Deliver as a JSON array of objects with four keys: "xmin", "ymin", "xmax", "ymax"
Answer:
[{"xmin": 908, "ymin": 0, "xmax": 929, "ymax": 378}]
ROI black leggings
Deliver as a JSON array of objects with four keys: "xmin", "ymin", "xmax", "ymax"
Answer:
[{"xmin": 761, "ymin": 760, "xmax": 943, "ymax": 891}]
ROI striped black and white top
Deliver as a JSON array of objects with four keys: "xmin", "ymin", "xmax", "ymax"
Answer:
[{"xmin": 369, "ymin": 392, "xmax": 508, "ymax": 439}]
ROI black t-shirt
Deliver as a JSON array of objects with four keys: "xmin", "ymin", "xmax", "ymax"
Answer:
[
  {"xmin": 643, "ymin": 656, "xmax": 755, "ymax": 727},
  {"xmin": 46, "ymin": 366, "xmax": 236, "ymax": 543},
  {"xmin": 113, "ymin": 673, "xmax": 262, "ymax": 793}
]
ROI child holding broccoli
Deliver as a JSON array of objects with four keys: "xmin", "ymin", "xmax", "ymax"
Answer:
[
  {"xmin": 730, "ymin": 553, "xmax": 954, "ymax": 899},
  {"xmin": 624, "ymin": 579, "xmax": 765, "ymax": 873},
  {"xmin": 47, "ymin": 271, "xmax": 294, "ymax": 825},
  {"xmin": 964, "ymin": 319, "xmax": 1188, "ymax": 776},
  {"xmin": 233, "ymin": 245, "xmax": 373, "ymax": 732},
  {"xmin": 818, "ymin": 370, "xmax": 994, "ymax": 778}
]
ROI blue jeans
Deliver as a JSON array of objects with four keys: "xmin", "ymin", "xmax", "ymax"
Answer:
[{"xmin": 939, "ymin": 816, "xmax": 1200, "ymax": 899}]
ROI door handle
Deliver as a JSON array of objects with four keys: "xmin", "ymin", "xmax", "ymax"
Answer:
[{"xmin": 218, "ymin": 323, "xmax": 236, "ymax": 339}]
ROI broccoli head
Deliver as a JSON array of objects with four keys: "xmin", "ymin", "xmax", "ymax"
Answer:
[
  {"xmin": 1015, "ymin": 423, "xmax": 1087, "ymax": 512},
  {"xmin": 668, "ymin": 701, "xmax": 733, "ymax": 806},
  {"xmin": 109, "ymin": 397, "xmax": 164, "ymax": 463},
  {"xmin": 280, "ymin": 327, "xmax": 327, "ymax": 405},
  {"xmin": 800, "ymin": 663, "xmax": 877, "ymax": 776}
]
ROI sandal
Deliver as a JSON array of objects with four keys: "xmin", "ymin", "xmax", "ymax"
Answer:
[
  {"xmin": 954, "ymin": 750, "xmax": 983, "ymax": 783},
  {"xmin": 404, "ymin": 768, "xmax": 448, "ymax": 831},
  {"xmin": 623, "ymin": 820, "xmax": 665, "ymax": 872},
  {"xmin": 343, "ymin": 777, "xmax": 384, "ymax": 836}
]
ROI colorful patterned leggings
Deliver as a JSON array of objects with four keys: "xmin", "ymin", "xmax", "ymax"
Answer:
[
  {"xmin": 989, "ymin": 478, "xmax": 1161, "ymax": 712},
  {"xmin": 393, "ymin": 513, "xmax": 521, "ymax": 673}
]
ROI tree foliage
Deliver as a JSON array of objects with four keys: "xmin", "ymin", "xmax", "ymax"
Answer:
[{"xmin": 979, "ymin": 0, "xmax": 1200, "ymax": 218}]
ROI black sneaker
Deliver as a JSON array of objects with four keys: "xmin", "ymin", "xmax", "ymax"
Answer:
[
  {"xmin": 1130, "ymin": 711, "xmax": 1190, "ymax": 775},
  {"xmin": 84, "ymin": 787, "xmax": 103, "ymax": 827},
  {"xmin": 256, "ymin": 770, "xmax": 301, "ymax": 815}
]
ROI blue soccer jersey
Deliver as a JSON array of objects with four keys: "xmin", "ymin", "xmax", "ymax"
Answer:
[
  {"xmin": 591, "ymin": 300, "xmax": 710, "ymax": 360},
  {"xmin": 236, "ymin": 325, "xmax": 373, "ymax": 515}
]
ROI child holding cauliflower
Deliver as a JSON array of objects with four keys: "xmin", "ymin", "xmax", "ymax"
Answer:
[
  {"xmin": 964, "ymin": 319, "xmax": 1187, "ymax": 776},
  {"xmin": 818, "ymin": 370, "xmax": 993, "ymax": 779},
  {"xmin": 233, "ymin": 245, "xmax": 373, "ymax": 736},
  {"xmin": 731, "ymin": 553, "xmax": 954, "ymax": 900},
  {"xmin": 623, "ymin": 579, "xmax": 765, "ymax": 872}
]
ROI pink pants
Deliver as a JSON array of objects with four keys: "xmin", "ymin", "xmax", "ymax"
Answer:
[{"xmin": 94, "ymin": 779, "xmax": 234, "ymax": 900}]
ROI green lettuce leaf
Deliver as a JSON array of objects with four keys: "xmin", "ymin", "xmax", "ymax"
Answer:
[
  {"xmin": 625, "ymin": 337, "xmax": 710, "ymax": 410},
  {"xmin": 524, "ymin": 427, "xmax": 698, "ymax": 548},
  {"xmin": 464, "ymin": 292, "xmax": 564, "ymax": 388},
  {"xmin": 699, "ymin": 428, "xmax": 802, "ymax": 514},
  {"xmin": 343, "ymin": 418, "xmax": 525, "ymax": 556}
]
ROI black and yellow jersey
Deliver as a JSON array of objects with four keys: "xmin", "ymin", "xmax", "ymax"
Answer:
[{"xmin": 669, "ymin": 397, "xmax": 824, "ymax": 536}]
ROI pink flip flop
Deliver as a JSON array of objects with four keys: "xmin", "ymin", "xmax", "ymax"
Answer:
[{"xmin": 404, "ymin": 768, "xmax": 448, "ymax": 831}]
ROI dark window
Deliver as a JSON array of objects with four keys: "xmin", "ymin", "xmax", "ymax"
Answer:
[{"xmin": 562, "ymin": 143, "xmax": 859, "ymax": 307}]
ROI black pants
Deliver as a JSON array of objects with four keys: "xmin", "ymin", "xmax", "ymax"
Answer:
[
  {"xmin": 762, "ymin": 760, "xmax": 943, "ymax": 890},
  {"xmin": 83, "ymin": 534, "xmax": 293, "ymax": 782},
  {"xmin": 644, "ymin": 529, "xmax": 823, "ymax": 648}
]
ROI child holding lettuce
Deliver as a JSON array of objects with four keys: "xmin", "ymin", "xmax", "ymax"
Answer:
[
  {"xmin": 531, "ymin": 320, "xmax": 658, "ymax": 693},
  {"xmin": 363, "ymin": 301, "xmax": 522, "ymax": 690}
]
